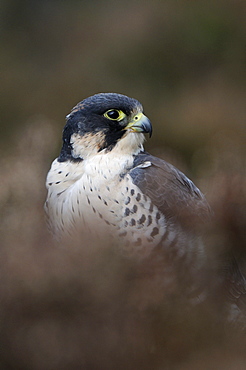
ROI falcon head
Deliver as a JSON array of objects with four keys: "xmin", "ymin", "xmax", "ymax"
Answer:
[{"xmin": 58, "ymin": 93, "xmax": 152, "ymax": 162}]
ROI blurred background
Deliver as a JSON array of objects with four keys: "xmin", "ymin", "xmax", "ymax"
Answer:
[{"xmin": 0, "ymin": 0, "xmax": 246, "ymax": 369}]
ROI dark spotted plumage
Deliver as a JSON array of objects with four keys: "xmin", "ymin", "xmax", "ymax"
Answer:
[{"xmin": 130, "ymin": 151, "xmax": 210, "ymax": 230}]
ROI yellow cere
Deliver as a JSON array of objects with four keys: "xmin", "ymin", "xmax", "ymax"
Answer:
[{"xmin": 132, "ymin": 113, "xmax": 143, "ymax": 122}]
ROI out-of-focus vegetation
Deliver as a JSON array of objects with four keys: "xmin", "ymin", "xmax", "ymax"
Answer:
[
  {"xmin": 0, "ymin": 0, "xmax": 246, "ymax": 369},
  {"xmin": 1, "ymin": 0, "xmax": 245, "ymax": 157}
]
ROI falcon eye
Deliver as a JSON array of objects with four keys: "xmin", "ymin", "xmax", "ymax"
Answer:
[
  {"xmin": 104, "ymin": 109, "xmax": 126, "ymax": 121},
  {"xmin": 106, "ymin": 110, "xmax": 119, "ymax": 119}
]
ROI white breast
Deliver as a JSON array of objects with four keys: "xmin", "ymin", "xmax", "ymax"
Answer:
[
  {"xmin": 45, "ymin": 152, "xmax": 127, "ymax": 233},
  {"xmin": 45, "ymin": 145, "xmax": 167, "ymax": 257}
]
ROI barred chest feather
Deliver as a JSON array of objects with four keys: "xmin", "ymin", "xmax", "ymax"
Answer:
[{"xmin": 45, "ymin": 151, "xmax": 169, "ymax": 256}]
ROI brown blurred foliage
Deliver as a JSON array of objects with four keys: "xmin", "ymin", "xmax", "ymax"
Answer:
[{"xmin": 0, "ymin": 0, "xmax": 246, "ymax": 369}]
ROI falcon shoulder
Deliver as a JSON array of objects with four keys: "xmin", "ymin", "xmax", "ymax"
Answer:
[{"xmin": 129, "ymin": 151, "xmax": 211, "ymax": 230}]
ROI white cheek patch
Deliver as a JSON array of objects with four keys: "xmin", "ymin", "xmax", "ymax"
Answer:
[
  {"xmin": 70, "ymin": 131, "xmax": 145, "ymax": 160},
  {"xmin": 70, "ymin": 132, "xmax": 106, "ymax": 159}
]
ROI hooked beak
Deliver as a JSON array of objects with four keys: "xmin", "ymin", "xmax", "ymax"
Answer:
[{"xmin": 124, "ymin": 113, "xmax": 152, "ymax": 138}]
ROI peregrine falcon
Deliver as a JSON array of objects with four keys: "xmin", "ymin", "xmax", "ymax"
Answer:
[{"xmin": 45, "ymin": 93, "xmax": 210, "ymax": 260}]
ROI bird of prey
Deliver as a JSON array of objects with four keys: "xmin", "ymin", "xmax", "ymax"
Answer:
[{"xmin": 45, "ymin": 93, "xmax": 210, "ymax": 265}]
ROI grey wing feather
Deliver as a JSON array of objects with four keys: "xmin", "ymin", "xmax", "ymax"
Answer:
[
  {"xmin": 224, "ymin": 258, "xmax": 246, "ymax": 308},
  {"xmin": 130, "ymin": 152, "xmax": 211, "ymax": 229}
]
